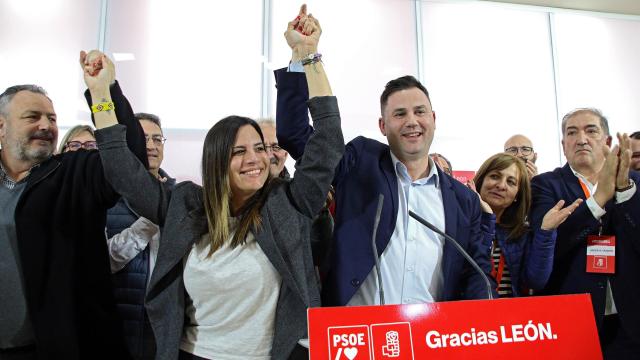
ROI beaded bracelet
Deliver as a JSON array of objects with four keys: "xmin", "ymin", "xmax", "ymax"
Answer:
[{"xmin": 301, "ymin": 53, "xmax": 322, "ymax": 66}]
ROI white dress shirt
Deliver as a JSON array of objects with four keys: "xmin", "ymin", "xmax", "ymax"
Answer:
[
  {"xmin": 106, "ymin": 216, "xmax": 159, "ymax": 287},
  {"xmin": 348, "ymin": 153, "xmax": 446, "ymax": 305}
]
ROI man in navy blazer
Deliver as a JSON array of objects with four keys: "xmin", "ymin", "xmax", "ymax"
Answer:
[
  {"xmin": 530, "ymin": 108, "xmax": 639, "ymax": 358},
  {"xmin": 275, "ymin": 11, "xmax": 494, "ymax": 307}
]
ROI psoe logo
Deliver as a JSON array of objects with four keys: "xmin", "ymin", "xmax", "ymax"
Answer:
[
  {"xmin": 328, "ymin": 325, "xmax": 371, "ymax": 360},
  {"xmin": 382, "ymin": 331, "xmax": 400, "ymax": 357},
  {"xmin": 371, "ymin": 322, "xmax": 414, "ymax": 359}
]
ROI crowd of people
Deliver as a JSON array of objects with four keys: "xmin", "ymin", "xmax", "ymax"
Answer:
[{"xmin": 1, "ymin": 4, "xmax": 639, "ymax": 360}]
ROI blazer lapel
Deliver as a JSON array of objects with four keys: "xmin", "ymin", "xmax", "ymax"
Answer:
[
  {"xmin": 439, "ymin": 171, "xmax": 458, "ymax": 291},
  {"xmin": 560, "ymin": 164, "xmax": 585, "ymax": 201},
  {"xmin": 254, "ymin": 216, "xmax": 304, "ymax": 301},
  {"xmin": 379, "ymin": 150, "xmax": 398, "ymax": 252},
  {"xmin": 148, "ymin": 208, "xmax": 207, "ymax": 295}
]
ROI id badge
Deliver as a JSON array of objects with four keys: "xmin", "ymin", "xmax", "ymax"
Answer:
[{"xmin": 586, "ymin": 235, "xmax": 615, "ymax": 274}]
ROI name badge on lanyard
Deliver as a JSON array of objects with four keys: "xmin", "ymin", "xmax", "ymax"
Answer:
[
  {"xmin": 578, "ymin": 179, "xmax": 616, "ymax": 274},
  {"xmin": 586, "ymin": 235, "xmax": 616, "ymax": 273}
]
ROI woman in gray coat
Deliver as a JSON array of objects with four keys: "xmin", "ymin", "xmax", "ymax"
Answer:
[{"xmin": 93, "ymin": 16, "xmax": 341, "ymax": 360}]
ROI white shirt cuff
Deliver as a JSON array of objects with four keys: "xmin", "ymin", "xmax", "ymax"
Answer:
[
  {"xmin": 615, "ymin": 181, "xmax": 636, "ymax": 203},
  {"xmin": 586, "ymin": 196, "xmax": 607, "ymax": 220}
]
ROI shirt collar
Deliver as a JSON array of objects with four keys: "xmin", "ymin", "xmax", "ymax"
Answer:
[
  {"xmin": 389, "ymin": 150, "xmax": 440, "ymax": 188},
  {"xmin": 0, "ymin": 151, "xmax": 37, "ymax": 189},
  {"xmin": 569, "ymin": 165, "xmax": 595, "ymax": 187}
]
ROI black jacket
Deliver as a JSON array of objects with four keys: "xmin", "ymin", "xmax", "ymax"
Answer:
[
  {"xmin": 106, "ymin": 169, "xmax": 175, "ymax": 360},
  {"xmin": 15, "ymin": 81, "xmax": 146, "ymax": 359}
]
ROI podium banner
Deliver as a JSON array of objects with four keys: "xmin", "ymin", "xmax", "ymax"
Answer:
[{"xmin": 308, "ymin": 294, "xmax": 601, "ymax": 359}]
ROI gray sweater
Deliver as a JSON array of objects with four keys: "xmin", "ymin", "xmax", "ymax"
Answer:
[{"xmin": 96, "ymin": 96, "xmax": 343, "ymax": 360}]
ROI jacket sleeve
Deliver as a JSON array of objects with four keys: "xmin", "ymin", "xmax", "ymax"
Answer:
[
  {"xmin": 106, "ymin": 217, "xmax": 158, "ymax": 273},
  {"xmin": 521, "ymin": 228, "xmax": 556, "ymax": 290},
  {"xmin": 479, "ymin": 212, "xmax": 496, "ymax": 274},
  {"xmin": 85, "ymin": 81, "xmax": 149, "ymax": 169},
  {"xmin": 274, "ymin": 68, "xmax": 313, "ymax": 160},
  {"xmin": 612, "ymin": 172, "xmax": 640, "ymax": 256},
  {"xmin": 275, "ymin": 67, "xmax": 359, "ymax": 188},
  {"xmin": 96, "ymin": 124, "xmax": 170, "ymax": 226},
  {"xmin": 287, "ymin": 96, "xmax": 345, "ymax": 219},
  {"xmin": 461, "ymin": 196, "xmax": 498, "ymax": 299}
]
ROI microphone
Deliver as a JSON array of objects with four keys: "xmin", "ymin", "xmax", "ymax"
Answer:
[
  {"xmin": 371, "ymin": 194, "xmax": 385, "ymax": 305},
  {"xmin": 408, "ymin": 210, "xmax": 494, "ymax": 300}
]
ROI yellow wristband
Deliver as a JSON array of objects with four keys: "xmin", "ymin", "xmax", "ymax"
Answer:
[{"xmin": 91, "ymin": 101, "xmax": 115, "ymax": 113}]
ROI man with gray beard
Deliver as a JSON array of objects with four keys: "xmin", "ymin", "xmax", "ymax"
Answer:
[{"xmin": 0, "ymin": 51, "xmax": 146, "ymax": 359}]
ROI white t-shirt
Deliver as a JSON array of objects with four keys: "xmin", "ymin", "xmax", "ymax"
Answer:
[{"xmin": 180, "ymin": 222, "xmax": 282, "ymax": 360}]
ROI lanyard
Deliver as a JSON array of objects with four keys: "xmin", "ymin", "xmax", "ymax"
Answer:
[
  {"xmin": 578, "ymin": 178, "xmax": 603, "ymax": 235},
  {"xmin": 578, "ymin": 178, "xmax": 591, "ymax": 198}
]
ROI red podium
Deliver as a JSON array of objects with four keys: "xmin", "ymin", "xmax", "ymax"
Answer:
[{"xmin": 308, "ymin": 294, "xmax": 601, "ymax": 359}]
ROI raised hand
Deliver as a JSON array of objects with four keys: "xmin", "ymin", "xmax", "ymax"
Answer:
[
  {"xmin": 285, "ymin": 4, "xmax": 322, "ymax": 61},
  {"xmin": 616, "ymin": 132, "xmax": 632, "ymax": 190},
  {"xmin": 541, "ymin": 198, "xmax": 583, "ymax": 230},
  {"xmin": 466, "ymin": 179, "xmax": 493, "ymax": 214},
  {"xmin": 593, "ymin": 144, "xmax": 619, "ymax": 207},
  {"xmin": 79, "ymin": 50, "xmax": 115, "ymax": 93}
]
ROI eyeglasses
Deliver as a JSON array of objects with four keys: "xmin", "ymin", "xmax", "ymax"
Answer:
[
  {"xmin": 145, "ymin": 135, "xmax": 166, "ymax": 146},
  {"xmin": 505, "ymin": 146, "xmax": 533, "ymax": 156},
  {"xmin": 65, "ymin": 141, "xmax": 97, "ymax": 151},
  {"xmin": 265, "ymin": 143, "xmax": 283, "ymax": 152}
]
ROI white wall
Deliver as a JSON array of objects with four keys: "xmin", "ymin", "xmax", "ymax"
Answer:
[{"xmin": 3, "ymin": 0, "xmax": 640, "ymax": 183}]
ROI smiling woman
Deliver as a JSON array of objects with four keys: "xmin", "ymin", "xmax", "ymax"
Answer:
[
  {"xmin": 469, "ymin": 153, "xmax": 582, "ymax": 298},
  {"xmin": 93, "ymin": 8, "xmax": 344, "ymax": 359}
]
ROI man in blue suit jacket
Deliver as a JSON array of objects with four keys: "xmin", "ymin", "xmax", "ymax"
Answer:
[
  {"xmin": 530, "ymin": 108, "xmax": 639, "ymax": 358},
  {"xmin": 275, "ymin": 11, "xmax": 494, "ymax": 307}
]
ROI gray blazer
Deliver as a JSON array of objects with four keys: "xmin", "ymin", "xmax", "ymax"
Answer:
[{"xmin": 96, "ymin": 96, "xmax": 344, "ymax": 360}]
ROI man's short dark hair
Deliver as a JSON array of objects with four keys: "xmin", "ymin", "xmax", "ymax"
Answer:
[
  {"xmin": 0, "ymin": 84, "xmax": 49, "ymax": 117},
  {"xmin": 630, "ymin": 131, "xmax": 640, "ymax": 140},
  {"xmin": 380, "ymin": 75, "xmax": 431, "ymax": 115},
  {"xmin": 135, "ymin": 112, "xmax": 162, "ymax": 128},
  {"xmin": 561, "ymin": 108, "xmax": 610, "ymax": 137}
]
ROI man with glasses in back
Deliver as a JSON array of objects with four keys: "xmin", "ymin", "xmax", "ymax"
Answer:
[
  {"xmin": 504, "ymin": 134, "xmax": 538, "ymax": 180},
  {"xmin": 105, "ymin": 112, "xmax": 175, "ymax": 360},
  {"xmin": 258, "ymin": 118, "xmax": 290, "ymax": 178}
]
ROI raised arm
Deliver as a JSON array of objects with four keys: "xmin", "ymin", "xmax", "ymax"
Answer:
[
  {"xmin": 81, "ymin": 50, "xmax": 147, "ymax": 168},
  {"xmin": 285, "ymin": 7, "xmax": 344, "ymax": 218},
  {"xmin": 82, "ymin": 50, "xmax": 170, "ymax": 224},
  {"xmin": 275, "ymin": 4, "xmax": 320, "ymax": 160}
]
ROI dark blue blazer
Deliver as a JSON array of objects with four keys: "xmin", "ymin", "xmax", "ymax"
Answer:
[
  {"xmin": 275, "ymin": 68, "xmax": 494, "ymax": 306},
  {"xmin": 530, "ymin": 164, "xmax": 640, "ymax": 341}
]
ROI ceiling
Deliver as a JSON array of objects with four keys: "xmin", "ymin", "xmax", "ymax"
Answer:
[{"xmin": 481, "ymin": 0, "xmax": 640, "ymax": 16}]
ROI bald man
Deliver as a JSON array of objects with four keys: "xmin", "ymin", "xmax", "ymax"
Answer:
[{"xmin": 504, "ymin": 134, "xmax": 538, "ymax": 179}]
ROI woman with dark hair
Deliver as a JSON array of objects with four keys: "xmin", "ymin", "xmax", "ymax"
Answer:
[
  {"xmin": 468, "ymin": 153, "xmax": 581, "ymax": 297},
  {"xmin": 91, "ymin": 13, "xmax": 341, "ymax": 360}
]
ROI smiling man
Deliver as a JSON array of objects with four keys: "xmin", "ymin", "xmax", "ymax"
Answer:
[
  {"xmin": 274, "ymin": 8, "xmax": 494, "ymax": 307},
  {"xmin": 530, "ymin": 108, "xmax": 640, "ymax": 357},
  {"xmin": 0, "ymin": 51, "xmax": 147, "ymax": 359}
]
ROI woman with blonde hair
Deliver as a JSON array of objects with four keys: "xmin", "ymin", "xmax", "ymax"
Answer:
[{"xmin": 58, "ymin": 124, "xmax": 96, "ymax": 153}]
